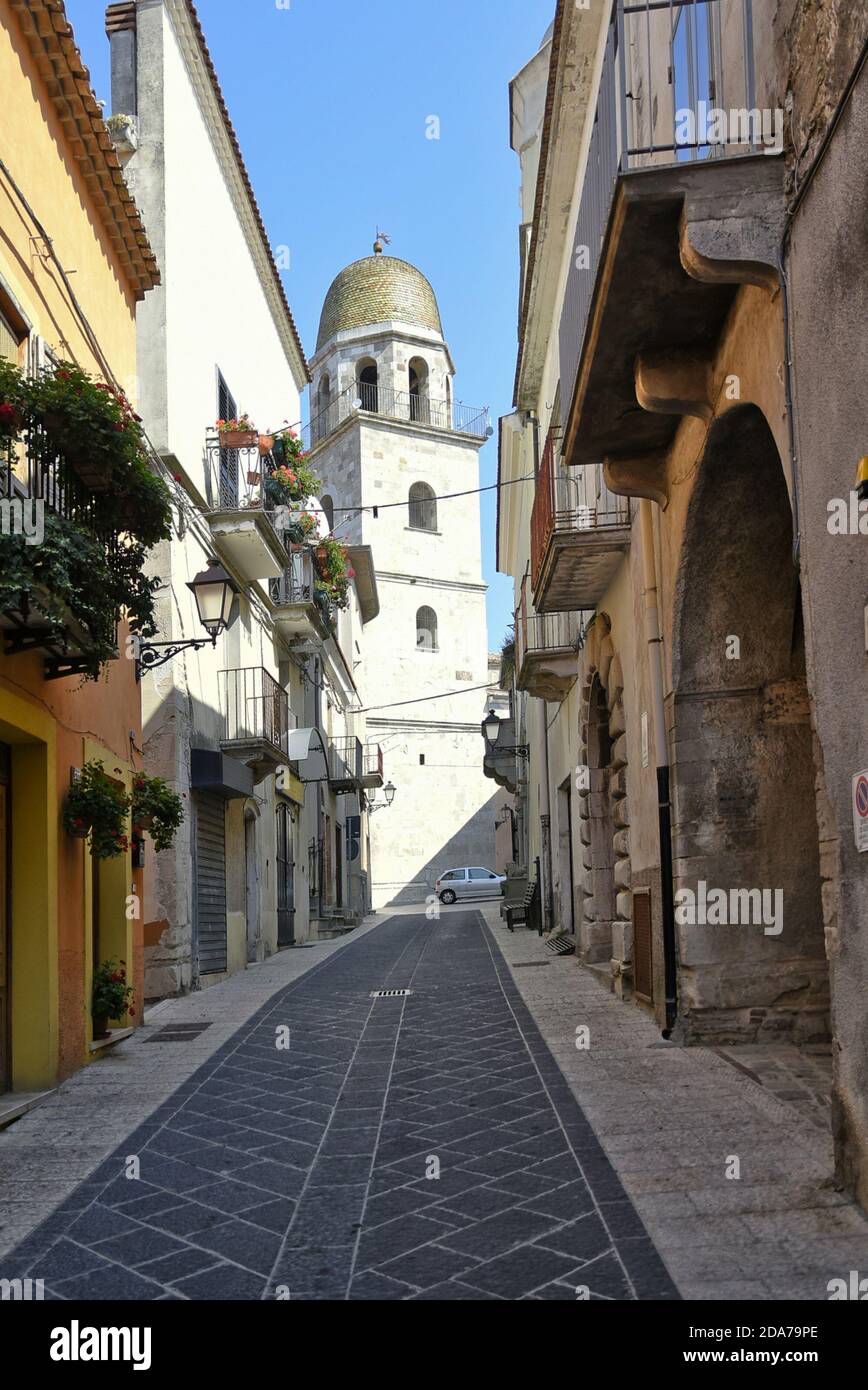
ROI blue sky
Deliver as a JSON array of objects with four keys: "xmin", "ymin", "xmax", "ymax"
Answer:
[{"xmin": 65, "ymin": 0, "xmax": 554, "ymax": 650}]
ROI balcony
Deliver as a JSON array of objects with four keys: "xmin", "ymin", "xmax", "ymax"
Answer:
[
  {"xmin": 1, "ymin": 434, "xmax": 118, "ymax": 679},
  {"xmin": 328, "ymin": 736, "xmax": 363, "ymax": 794},
  {"xmin": 269, "ymin": 547, "xmax": 333, "ymax": 643},
  {"xmin": 516, "ymin": 601, "xmax": 586, "ymax": 703},
  {"xmin": 530, "ymin": 427, "xmax": 630, "ymax": 613},
  {"xmin": 203, "ymin": 433, "xmax": 287, "ymax": 583},
  {"xmin": 219, "ymin": 667, "xmax": 294, "ymax": 784},
  {"xmin": 303, "ymin": 382, "xmax": 490, "ymax": 450},
  {"xmin": 559, "ymin": 0, "xmax": 783, "ymax": 487},
  {"xmin": 361, "ymin": 743, "xmax": 384, "ymax": 790}
]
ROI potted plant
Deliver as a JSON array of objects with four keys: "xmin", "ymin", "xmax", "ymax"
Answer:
[
  {"xmin": 63, "ymin": 760, "xmax": 131, "ymax": 858},
  {"xmin": 217, "ymin": 414, "xmax": 257, "ymax": 449},
  {"xmin": 264, "ymin": 457, "xmax": 321, "ymax": 507},
  {"xmin": 312, "ymin": 535, "xmax": 353, "ymax": 610},
  {"xmin": 132, "ymin": 773, "xmax": 185, "ymax": 851},
  {"xmin": 92, "ymin": 958, "xmax": 134, "ymax": 1039},
  {"xmin": 258, "ymin": 432, "xmax": 275, "ymax": 455}
]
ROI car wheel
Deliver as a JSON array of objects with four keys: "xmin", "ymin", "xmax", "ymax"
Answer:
[{"xmin": 439, "ymin": 890, "xmax": 457, "ymax": 905}]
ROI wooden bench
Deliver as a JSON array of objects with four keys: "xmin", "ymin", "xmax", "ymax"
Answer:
[{"xmin": 505, "ymin": 878, "xmax": 541, "ymax": 935}]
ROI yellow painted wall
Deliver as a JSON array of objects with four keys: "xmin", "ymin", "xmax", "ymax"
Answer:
[{"xmin": 0, "ymin": 1, "xmax": 150, "ymax": 1088}]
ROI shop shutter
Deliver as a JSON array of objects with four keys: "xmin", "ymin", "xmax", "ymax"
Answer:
[{"xmin": 196, "ymin": 793, "xmax": 227, "ymax": 975}]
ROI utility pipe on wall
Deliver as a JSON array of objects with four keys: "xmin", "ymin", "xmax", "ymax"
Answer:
[{"xmin": 639, "ymin": 500, "xmax": 677, "ymax": 1035}]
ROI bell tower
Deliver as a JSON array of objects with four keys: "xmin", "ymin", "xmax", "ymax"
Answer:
[{"xmin": 308, "ymin": 247, "xmax": 497, "ymax": 906}]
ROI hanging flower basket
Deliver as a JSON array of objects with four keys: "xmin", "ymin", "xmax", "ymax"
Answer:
[
  {"xmin": 63, "ymin": 760, "xmax": 131, "ymax": 859},
  {"xmin": 131, "ymin": 773, "xmax": 184, "ymax": 852}
]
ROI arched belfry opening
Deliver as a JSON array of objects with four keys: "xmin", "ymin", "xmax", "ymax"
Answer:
[
  {"xmin": 356, "ymin": 358, "xmax": 378, "ymax": 413},
  {"xmin": 408, "ymin": 357, "xmax": 429, "ymax": 423},
  {"xmin": 671, "ymin": 404, "xmax": 830, "ymax": 1044}
]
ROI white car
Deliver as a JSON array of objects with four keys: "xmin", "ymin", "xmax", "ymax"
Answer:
[{"xmin": 435, "ymin": 867, "xmax": 506, "ymax": 904}]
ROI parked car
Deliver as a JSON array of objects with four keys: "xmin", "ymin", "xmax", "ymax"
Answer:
[{"xmin": 435, "ymin": 867, "xmax": 506, "ymax": 904}]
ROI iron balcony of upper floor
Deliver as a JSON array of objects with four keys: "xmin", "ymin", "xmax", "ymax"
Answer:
[
  {"xmin": 269, "ymin": 545, "xmax": 335, "ymax": 645},
  {"xmin": 558, "ymin": 0, "xmax": 783, "ymax": 485},
  {"xmin": 219, "ymin": 666, "xmax": 296, "ymax": 784},
  {"xmin": 515, "ymin": 603, "xmax": 587, "ymax": 705},
  {"xmin": 0, "ymin": 432, "xmax": 119, "ymax": 678},
  {"xmin": 361, "ymin": 742, "xmax": 384, "ymax": 790},
  {"xmin": 530, "ymin": 427, "xmax": 631, "ymax": 613},
  {"xmin": 203, "ymin": 432, "xmax": 289, "ymax": 585},
  {"xmin": 329, "ymin": 736, "xmax": 363, "ymax": 794},
  {"xmin": 302, "ymin": 381, "xmax": 490, "ymax": 451}
]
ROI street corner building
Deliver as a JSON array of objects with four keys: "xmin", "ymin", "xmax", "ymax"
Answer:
[
  {"xmin": 494, "ymin": 0, "xmax": 868, "ymax": 1209},
  {"xmin": 307, "ymin": 245, "xmax": 499, "ymax": 907},
  {"xmin": 0, "ymin": 0, "xmax": 163, "ymax": 1104}
]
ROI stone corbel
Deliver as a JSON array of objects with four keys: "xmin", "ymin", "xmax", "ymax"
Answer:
[
  {"xmin": 635, "ymin": 349, "xmax": 714, "ymax": 422},
  {"xmin": 604, "ymin": 450, "xmax": 669, "ymax": 511},
  {"xmin": 679, "ymin": 192, "xmax": 786, "ymax": 294}
]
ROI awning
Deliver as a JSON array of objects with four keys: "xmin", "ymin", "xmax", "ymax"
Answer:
[{"xmin": 288, "ymin": 726, "xmax": 329, "ymax": 783}]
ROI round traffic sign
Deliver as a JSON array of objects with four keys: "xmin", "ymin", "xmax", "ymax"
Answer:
[{"xmin": 856, "ymin": 775, "xmax": 868, "ymax": 819}]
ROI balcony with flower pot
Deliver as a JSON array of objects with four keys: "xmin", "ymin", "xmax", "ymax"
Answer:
[
  {"xmin": 269, "ymin": 543, "xmax": 333, "ymax": 643},
  {"xmin": 203, "ymin": 420, "xmax": 289, "ymax": 584},
  {"xmin": 0, "ymin": 359, "xmax": 172, "ymax": 680}
]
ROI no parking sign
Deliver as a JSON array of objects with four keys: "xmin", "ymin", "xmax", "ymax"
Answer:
[{"xmin": 853, "ymin": 772, "xmax": 868, "ymax": 852}]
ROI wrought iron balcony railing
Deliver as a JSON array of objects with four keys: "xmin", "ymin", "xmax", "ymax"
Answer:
[
  {"xmin": 515, "ymin": 592, "xmax": 586, "ymax": 704},
  {"xmin": 559, "ymin": 0, "xmax": 761, "ymax": 418},
  {"xmin": 203, "ymin": 431, "xmax": 273, "ymax": 514},
  {"xmin": 329, "ymin": 735, "xmax": 363, "ymax": 790},
  {"xmin": 363, "ymin": 744, "xmax": 384, "ymax": 781},
  {"xmin": 219, "ymin": 666, "xmax": 294, "ymax": 760},
  {"xmin": 1, "ymin": 429, "xmax": 113, "ymax": 539},
  {"xmin": 303, "ymin": 382, "xmax": 489, "ymax": 449},
  {"xmin": 530, "ymin": 425, "xmax": 630, "ymax": 610}
]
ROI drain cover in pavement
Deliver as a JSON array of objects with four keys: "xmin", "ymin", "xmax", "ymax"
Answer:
[
  {"xmin": 370, "ymin": 988, "xmax": 413, "ymax": 998},
  {"xmin": 545, "ymin": 936, "xmax": 576, "ymax": 956},
  {"xmin": 145, "ymin": 1022, "xmax": 212, "ymax": 1042}
]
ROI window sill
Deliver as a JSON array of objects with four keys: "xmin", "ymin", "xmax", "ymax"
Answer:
[{"xmin": 405, "ymin": 527, "xmax": 441, "ymax": 537}]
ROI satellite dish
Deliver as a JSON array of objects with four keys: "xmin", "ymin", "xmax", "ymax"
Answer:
[{"xmin": 485, "ymin": 425, "xmax": 494, "ymax": 438}]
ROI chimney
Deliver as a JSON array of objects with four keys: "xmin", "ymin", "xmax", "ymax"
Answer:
[{"xmin": 105, "ymin": 3, "xmax": 137, "ymax": 118}]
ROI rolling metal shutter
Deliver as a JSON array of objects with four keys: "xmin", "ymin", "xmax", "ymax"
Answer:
[
  {"xmin": 196, "ymin": 793, "xmax": 227, "ymax": 975},
  {"xmin": 632, "ymin": 888, "xmax": 653, "ymax": 1003}
]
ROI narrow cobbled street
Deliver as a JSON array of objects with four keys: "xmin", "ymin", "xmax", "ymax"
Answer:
[{"xmin": 4, "ymin": 912, "xmax": 677, "ymax": 1301}]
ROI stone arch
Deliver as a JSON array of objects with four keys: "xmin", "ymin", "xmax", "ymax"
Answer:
[
  {"xmin": 576, "ymin": 615, "xmax": 632, "ymax": 989},
  {"xmin": 671, "ymin": 402, "xmax": 830, "ymax": 1043},
  {"xmin": 356, "ymin": 357, "xmax": 378, "ymax": 412},
  {"xmin": 408, "ymin": 356, "xmax": 430, "ymax": 423}
]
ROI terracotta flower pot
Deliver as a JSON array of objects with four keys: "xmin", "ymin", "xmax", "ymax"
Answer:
[
  {"xmin": 246, "ymin": 470, "xmax": 262, "ymax": 485},
  {"xmin": 258, "ymin": 434, "xmax": 275, "ymax": 454},
  {"xmin": 92, "ymin": 1014, "xmax": 110, "ymax": 1040},
  {"xmin": 219, "ymin": 429, "xmax": 258, "ymax": 450}
]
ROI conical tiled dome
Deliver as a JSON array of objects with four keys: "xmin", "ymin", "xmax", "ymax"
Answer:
[{"xmin": 316, "ymin": 255, "xmax": 443, "ymax": 352}]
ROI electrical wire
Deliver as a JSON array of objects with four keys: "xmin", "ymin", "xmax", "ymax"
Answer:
[{"xmin": 360, "ymin": 680, "xmax": 495, "ymax": 713}]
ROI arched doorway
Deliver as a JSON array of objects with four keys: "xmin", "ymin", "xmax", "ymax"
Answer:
[
  {"xmin": 356, "ymin": 359, "xmax": 378, "ymax": 413},
  {"xmin": 672, "ymin": 404, "xmax": 829, "ymax": 1043}
]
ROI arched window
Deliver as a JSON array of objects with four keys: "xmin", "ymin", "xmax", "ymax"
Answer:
[
  {"xmin": 408, "ymin": 481, "xmax": 437, "ymax": 532},
  {"xmin": 356, "ymin": 358, "xmax": 378, "ymax": 413},
  {"xmin": 320, "ymin": 494, "xmax": 335, "ymax": 532},
  {"xmin": 416, "ymin": 606, "xmax": 438, "ymax": 652},
  {"xmin": 408, "ymin": 356, "xmax": 429, "ymax": 423},
  {"xmin": 314, "ymin": 373, "xmax": 331, "ymax": 442}
]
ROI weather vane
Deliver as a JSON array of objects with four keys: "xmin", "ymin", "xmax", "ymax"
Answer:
[{"xmin": 373, "ymin": 228, "xmax": 392, "ymax": 254}]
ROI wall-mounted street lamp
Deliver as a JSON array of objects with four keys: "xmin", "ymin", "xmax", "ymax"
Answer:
[
  {"xmin": 368, "ymin": 781, "xmax": 397, "ymax": 813},
  {"xmin": 135, "ymin": 562, "xmax": 238, "ymax": 680},
  {"xmin": 482, "ymin": 708, "xmax": 529, "ymax": 758}
]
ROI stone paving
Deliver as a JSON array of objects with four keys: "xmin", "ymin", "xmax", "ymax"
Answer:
[{"xmin": 2, "ymin": 911, "xmax": 678, "ymax": 1301}]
